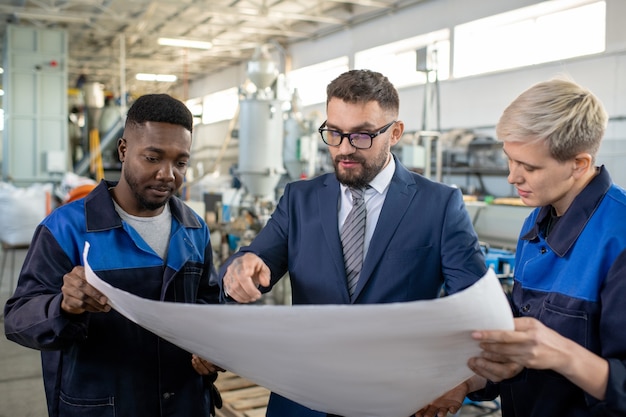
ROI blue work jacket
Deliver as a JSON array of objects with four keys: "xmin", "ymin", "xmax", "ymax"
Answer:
[
  {"xmin": 473, "ymin": 166, "xmax": 626, "ymax": 416},
  {"xmin": 4, "ymin": 180, "xmax": 219, "ymax": 417}
]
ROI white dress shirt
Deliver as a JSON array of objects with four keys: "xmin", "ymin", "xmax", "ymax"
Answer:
[{"xmin": 338, "ymin": 154, "xmax": 395, "ymax": 259}]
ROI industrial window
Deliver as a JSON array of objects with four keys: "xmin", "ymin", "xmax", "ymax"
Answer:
[
  {"xmin": 185, "ymin": 98, "xmax": 203, "ymax": 126},
  {"xmin": 354, "ymin": 29, "xmax": 450, "ymax": 89},
  {"xmin": 201, "ymin": 87, "xmax": 239, "ymax": 125},
  {"xmin": 286, "ymin": 57, "xmax": 349, "ymax": 107},
  {"xmin": 453, "ymin": 0, "xmax": 606, "ymax": 78}
]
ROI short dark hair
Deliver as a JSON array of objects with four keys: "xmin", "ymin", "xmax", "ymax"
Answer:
[
  {"xmin": 125, "ymin": 94, "xmax": 193, "ymax": 133},
  {"xmin": 326, "ymin": 69, "xmax": 399, "ymax": 116}
]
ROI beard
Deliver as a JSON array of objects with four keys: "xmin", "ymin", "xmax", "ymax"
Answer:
[
  {"xmin": 333, "ymin": 147, "xmax": 389, "ymax": 188},
  {"xmin": 124, "ymin": 169, "xmax": 171, "ymax": 211}
]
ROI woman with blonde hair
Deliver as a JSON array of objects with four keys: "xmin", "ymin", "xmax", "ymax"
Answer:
[{"xmin": 418, "ymin": 79, "xmax": 626, "ymax": 417}]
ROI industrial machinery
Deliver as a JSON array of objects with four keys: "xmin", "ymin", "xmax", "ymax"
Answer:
[
  {"xmin": 236, "ymin": 45, "xmax": 288, "ymax": 201},
  {"xmin": 283, "ymin": 89, "xmax": 320, "ymax": 182},
  {"xmin": 206, "ymin": 45, "xmax": 332, "ymax": 304},
  {"xmin": 235, "ymin": 45, "xmax": 320, "ymax": 203},
  {"xmin": 73, "ymin": 83, "xmax": 124, "ymax": 180},
  {"xmin": 400, "ymin": 128, "xmax": 510, "ymax": 195},
  {"xmin": 209, "ymin": 46, "xmax": 319, "ymax": 305}
]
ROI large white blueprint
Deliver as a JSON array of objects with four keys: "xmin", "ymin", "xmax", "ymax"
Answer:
[{"xmin": 83, "ymin": 243, "xmax": 513, "ymax": 417}]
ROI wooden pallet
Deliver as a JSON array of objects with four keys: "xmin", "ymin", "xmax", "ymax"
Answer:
[{"xmin": 215, "ymin": 372, "xmax": 270, "ymax": 417}]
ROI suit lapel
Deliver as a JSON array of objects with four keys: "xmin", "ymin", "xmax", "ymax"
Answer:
[
  {"xmin": 352, "ymin": 161, "xmax": 417, "ymax": 301},
  {"xmin": 318, "ymin": 176, "xmax": 349, "ymax": 292}
]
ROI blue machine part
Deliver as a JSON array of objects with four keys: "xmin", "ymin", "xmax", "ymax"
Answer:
[{"xmin": 481, "ymin": 245, "xmax": 515, "ymax": 276}]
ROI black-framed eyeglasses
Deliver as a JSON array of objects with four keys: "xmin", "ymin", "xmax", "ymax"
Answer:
[{"xmin": 318, "ymin": 120, "xmax": 396, "ymax": 149}]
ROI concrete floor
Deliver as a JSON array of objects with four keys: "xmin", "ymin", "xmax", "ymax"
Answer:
[
  {"xmin": 0, "ymin": 323, "xmax": 48, "ymax": 417},
  {"xmin": 0, "ymin": 246, "xmax": 48, "ymax": 417},
  {"xmin": 0, "ymin": 246, "xmax": 501, "ymax": 417}
]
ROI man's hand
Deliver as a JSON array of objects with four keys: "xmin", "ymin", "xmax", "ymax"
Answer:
[
  {"xmin": 191, "ymin": 354, "xmax": 226, "ymax": 375},
  {"xmin": 415, "ymin": 375, "xmax": 486, "ymax": 417},
  {"xmin": 223, "ymin": 253, "xmax": 271, "ymax": 303},
  {"xmin": 414, "ymin": 381, "xmax": 466, "ymax": 417},
  {"xmin": 61, "ymin": 266, "xmax": 111, "ymax": 314}
]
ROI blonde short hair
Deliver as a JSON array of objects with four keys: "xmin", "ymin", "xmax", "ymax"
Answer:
[{"xmin": 496, "ymin": 79, "xmax": 607, "ymax": 162}]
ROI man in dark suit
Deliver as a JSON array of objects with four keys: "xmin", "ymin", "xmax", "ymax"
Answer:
[{"xmin": 219, "ymin": 69, "xmax": 487, "ymax": 416}]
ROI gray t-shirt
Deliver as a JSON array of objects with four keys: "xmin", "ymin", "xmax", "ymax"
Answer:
[{"xmin": 113, "ymin": 200, "xmax": 172, "ymax": 260}]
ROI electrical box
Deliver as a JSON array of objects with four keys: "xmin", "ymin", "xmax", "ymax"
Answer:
[{"xmin": 2, "ymin": 25, "xmax": 68, "ymax": 185}]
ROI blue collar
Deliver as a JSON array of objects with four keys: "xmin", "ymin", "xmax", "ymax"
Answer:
[
  {"xmin": 521, "ymin": 165, "xmax": 612, "ymax": 257},
  {"xmin": 84, "ymin": 180, "xmax": 202, "ymax": 232}
]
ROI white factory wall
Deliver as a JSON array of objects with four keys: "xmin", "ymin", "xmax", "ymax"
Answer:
[{"xmin": 186, "ymin": 0, "xmax": 626, "ymax": 194}]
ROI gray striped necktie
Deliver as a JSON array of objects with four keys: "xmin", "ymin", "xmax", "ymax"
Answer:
[{"xmin": 341, "ymin": 187, "xmax": 366, "ymax": 300}]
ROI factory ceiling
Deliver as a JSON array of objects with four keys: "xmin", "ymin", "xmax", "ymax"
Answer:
[{"xmin": 0, "ymin": 0, "xmax": 430, "ymax": 97}]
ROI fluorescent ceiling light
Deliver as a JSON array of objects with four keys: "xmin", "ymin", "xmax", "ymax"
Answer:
[
  {"xmin": 155, "ymin": 74, "xmax": 178, "ymax": 82},
  {"xmin": 158, "ymin": 38, "xmax": 212, "ymax": 49},
  {"xmin": 135, "ymin": 73, "xmax": 178, "ymax": 82}
]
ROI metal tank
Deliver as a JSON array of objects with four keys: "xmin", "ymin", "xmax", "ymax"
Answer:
[
  {"xmin": 83, "ymin": 82, "xmax": 105, "ymax": 131},
  {"xmin": 237, "ymin": 45, "xmax": 286, "ymax": 199},
  {"xmin": 238, "ymin": 99, "xmax": 285, "ymax": 198},
  {"xmin": 283, "ymin": 89, "xmax": 319, "ymax": 180}
]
